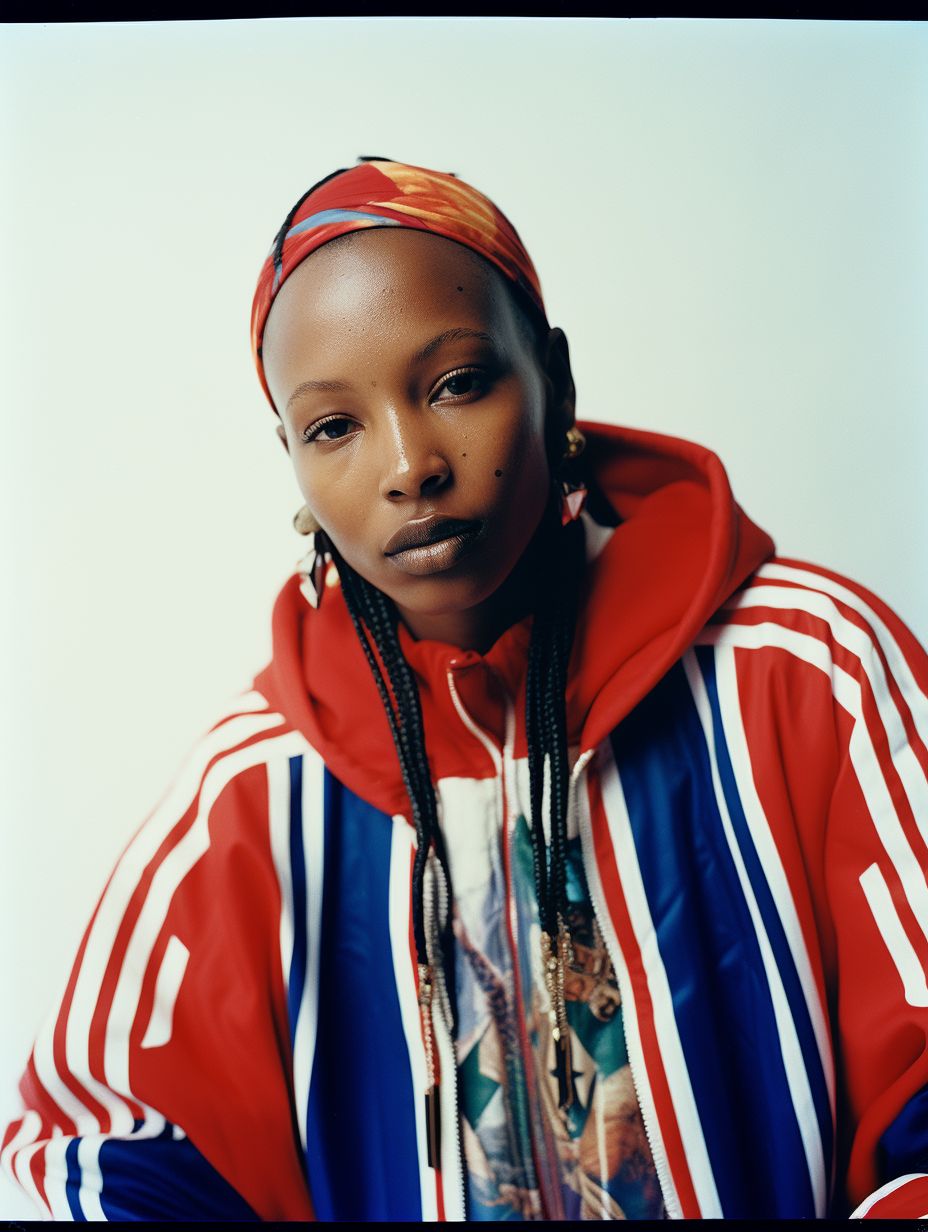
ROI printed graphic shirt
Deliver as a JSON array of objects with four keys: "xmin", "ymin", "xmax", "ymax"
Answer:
[{"xmin": 454, "ymin": 815, "xmax": 665, "ymax": 1220}]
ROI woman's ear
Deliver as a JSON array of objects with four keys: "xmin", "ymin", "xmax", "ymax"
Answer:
[
  {"xmin": 276, "ymin": 423, "xmax": 291, "ymax": 456},
  {"xmin": 543, "ymin": 326, "xmax": 577, "ymax": 449}
]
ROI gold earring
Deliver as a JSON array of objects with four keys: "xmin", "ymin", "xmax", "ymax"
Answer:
[
  {"xmin": 293, "ymin": 505, "xmax": 321, "ymax": 535},
  {"xmin": 557, "ymin": 427, "xmax": 587, "ymax": 525},
  {"xmin": 563, "ymin": 426, "xmax": 585, "ymax": 460}
]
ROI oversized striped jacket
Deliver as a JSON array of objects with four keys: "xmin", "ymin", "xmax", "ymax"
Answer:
[{"xmin": 4, "ymin": 423, "xmax": 928, "ymax": 1221}]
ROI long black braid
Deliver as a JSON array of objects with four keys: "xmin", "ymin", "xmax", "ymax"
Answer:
[
  {"xmin": 526, "ymin": 494, "xmax": 585, "ymax": 947},
  {"xmin": 333, "ymin": 551, "xmax": 453, "ymax": 973}
]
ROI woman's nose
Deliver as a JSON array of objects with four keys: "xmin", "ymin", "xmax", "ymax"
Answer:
[{"xmin": 379, "ymin": 415, "xmax": 451, "ymax": 501}]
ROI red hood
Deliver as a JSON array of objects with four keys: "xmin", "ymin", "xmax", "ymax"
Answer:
[{"xmin": 254, "ymin": 422, "xmax": 775, "ymax": 818}]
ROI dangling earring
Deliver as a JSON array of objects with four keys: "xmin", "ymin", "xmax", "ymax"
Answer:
[
  {"xmin": 293, "ymin": 505, "xmax": 319, "ymax": 535},
  {"xmin": 293, "ymin": 505, "xmax": 332, "ymax": 609},
  {"xmin": 558, "ymin": 427, "xmax": 588, "ymax": 526}
]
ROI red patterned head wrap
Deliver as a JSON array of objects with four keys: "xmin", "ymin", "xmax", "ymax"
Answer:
[{"xmin": 250, "ymin": 158, "xmax": 547, "ymax": 412}]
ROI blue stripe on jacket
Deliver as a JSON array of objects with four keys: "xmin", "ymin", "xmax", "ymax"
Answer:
[
  {"xmin": 288, "ymin": 755, "xmax": 309, "ymax": 1052},
  {"xmin": 301, "ymin": 768, "xmax": 422, "ymax": 1220},
  {"xmin": 609, "ymin": 659, "xmax": 818, "ymax": 1218},
  {"xmin": 696, "ymin": 646, "xmax": 834, "ymax": 1199},
  {"xmin": 87, "ymin": 1122, "xmax": 258, "ymax": 1221},
  {"xmin": 65, "ymin": 1137, "xmax": 83, "ymax": 1219}
]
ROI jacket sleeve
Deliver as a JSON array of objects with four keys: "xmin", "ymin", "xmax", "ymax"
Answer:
[
  {"xmin": 1, "ymin": 695, "xmax": 315, "ymax": 1221},
  {"xmin": 807, "ymin": 567, "xmax": 928, "ymax": 1219}
]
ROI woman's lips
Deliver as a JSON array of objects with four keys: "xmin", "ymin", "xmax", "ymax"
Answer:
[
  {"xmin": 384, "ymin": 520, "xmax": 484, "ymax": 576},
  {"xmin": 384, "ymin": 515, "xmax": 481, "ymax": 556}
]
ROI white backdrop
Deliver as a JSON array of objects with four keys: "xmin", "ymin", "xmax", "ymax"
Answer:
[{"xmin": 2, "ymin": 17, "xmax": 926, "ymax": 1217}]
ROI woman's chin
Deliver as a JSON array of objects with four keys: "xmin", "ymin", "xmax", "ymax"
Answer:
[{"xmin": 388, "ymin": 572, "xmax": 509, "ymax": 620}]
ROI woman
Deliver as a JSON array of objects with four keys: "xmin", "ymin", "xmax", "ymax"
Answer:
[{"xmin": 4, "ymin": 158, "xmax": 927, "ymax": 1222}]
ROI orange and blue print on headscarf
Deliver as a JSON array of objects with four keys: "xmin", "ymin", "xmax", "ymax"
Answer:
[{"xmin": 250, "ymin": 158, "xmax": 547, "ymax": 412}]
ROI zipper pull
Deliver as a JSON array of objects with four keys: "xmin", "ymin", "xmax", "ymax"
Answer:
[
  {"xmin": 417, "ymin": 963, "xmax": 442, "ymax": 1168},
  {"xmin": 541, "ymin": 922, "xmax": 576, "ymax": 1113}
]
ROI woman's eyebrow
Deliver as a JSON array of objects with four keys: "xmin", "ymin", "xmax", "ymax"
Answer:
[
  {"xmin": 286, "ymin": 378, "xmax": 350, "ymax": 414},
  {"xmin": 284, "ymin": 329, "xmax": 496, "ymax": 415},
  {"xmin": 413, "ymin": 328, "xmax": 495, "ymax": 365}
]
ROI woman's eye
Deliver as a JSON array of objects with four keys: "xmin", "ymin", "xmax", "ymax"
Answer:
[
  {"xmin": 432, "ymin": 369, "xmax": 486, "ymax": 402},
  {"xmin": 303, "ymin": 416, "xmax": 356, "ymax": 443}
]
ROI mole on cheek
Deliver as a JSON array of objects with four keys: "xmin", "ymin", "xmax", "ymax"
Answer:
[
  {"xmin": 457, "ymin": 286, "xmax": 464, "ymax": 292},
  {"xmin": 495, "ymin": 469, "xmax": 503, "ymax": 477}
]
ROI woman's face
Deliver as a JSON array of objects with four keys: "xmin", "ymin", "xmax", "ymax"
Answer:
[{"xmin": 261, "ymin": 228, "xmax": 574, "ymax": 638}]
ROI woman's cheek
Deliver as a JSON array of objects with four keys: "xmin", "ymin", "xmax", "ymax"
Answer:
[
  {"xmin": 299, "ymin": 457, "xmax": 361, "ymax": 531},
  {"xmin": 291, "ymin": 449, "xmax": 318, "ymax": 504},
  {"xmin": 510, "ymin": 412, "xmax": 550, "ymax": 496}
]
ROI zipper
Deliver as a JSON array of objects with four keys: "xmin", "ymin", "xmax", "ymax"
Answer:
[
  {"xmin": 422, "ymin": 842, "xmax": 467, "ymax": 1220},
  {"xmin": 572, "ymin": 747, "xmax": 684, "ymax": 1220},
  {"xmin": 499, "ymin": 698, "xmax": 563, "ymax": 1220},
  {"xmin": 445, "ymin": 668, "xmax": 502, "ymax": 774},
  {"xmin": 446, "ymin": 671, "xmax": 554, "ymax": 1219}
]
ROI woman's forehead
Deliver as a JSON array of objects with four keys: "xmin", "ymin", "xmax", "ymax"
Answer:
[
  {"xmin": 273, "ymin": 228, "xmax": 499, "ymax": 309},
  {"xmin": 262, "ymin": 228, "xmax": 517, "ymax": 374}
]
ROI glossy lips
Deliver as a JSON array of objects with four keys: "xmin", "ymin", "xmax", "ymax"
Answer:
[{"xmin": 384, "ymin": 515, "xmax": 484, "ymax": 577}]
